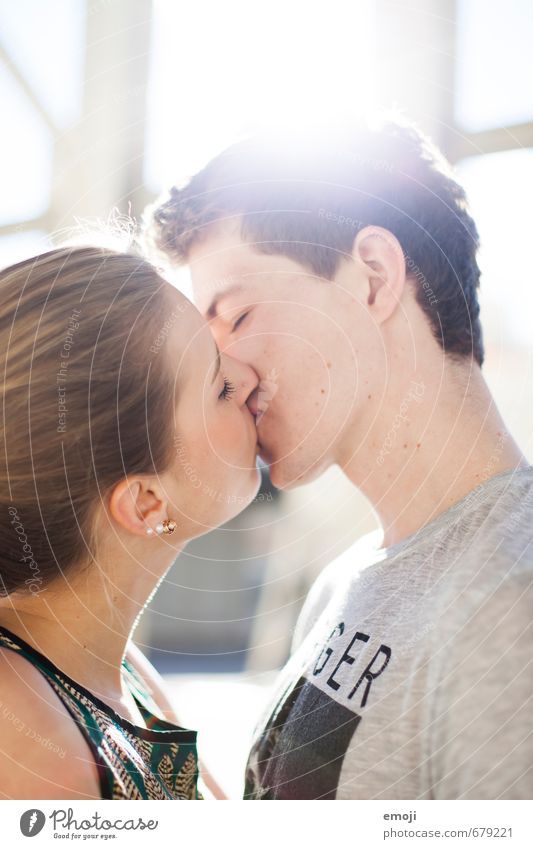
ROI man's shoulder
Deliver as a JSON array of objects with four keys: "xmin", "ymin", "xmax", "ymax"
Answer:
[
  {"xmin": 422, "ymin": 467, "xmax": 533, "ymax": 591},
  {"xmin": 464, "ymin": 465, "xmax": 533, "ymax": 538},
  {"xmin": 453, "ymin": 467, "xmax": 533, "ymax": 585},
  {"xmin": 430, "ymin": 473, "xmax": 533, "ymax": 656}
]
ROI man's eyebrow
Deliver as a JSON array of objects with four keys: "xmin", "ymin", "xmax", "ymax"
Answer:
[
  {"xmin": 206, "ymin": 284, "xmax": 245, "ymax": 319},
  {"xmin": 211, "ymin": 345, "xmax": 221, "ymax": 384}
]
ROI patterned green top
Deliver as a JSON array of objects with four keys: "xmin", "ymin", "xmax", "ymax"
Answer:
[{"xmin": 0, "ymin": 624, "xmax": 202, "ymax": 800}]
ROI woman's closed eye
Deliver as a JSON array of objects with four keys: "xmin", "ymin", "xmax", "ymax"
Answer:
[{"xmin": 219, "ymin": 376, "xmax": 236, "ymax": 401}]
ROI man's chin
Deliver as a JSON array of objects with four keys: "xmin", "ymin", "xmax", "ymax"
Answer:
[{"xmin": 259, "ymin": 444, "xmax": 317, "ymax": 491}]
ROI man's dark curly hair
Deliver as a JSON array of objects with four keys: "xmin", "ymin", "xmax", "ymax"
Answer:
[{"xmin": 145, "ymin": 115, "xmax": 484, "ymax": 366}]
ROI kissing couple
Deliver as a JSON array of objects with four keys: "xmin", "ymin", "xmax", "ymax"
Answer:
[{"xmin": 0, "ymin": 115, "xmax": 531, "ymax": 800}]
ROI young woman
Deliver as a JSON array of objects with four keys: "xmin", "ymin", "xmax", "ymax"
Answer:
[{"xmin": 0, "ymin": 246, "xmax": 261, "ymax": 800}]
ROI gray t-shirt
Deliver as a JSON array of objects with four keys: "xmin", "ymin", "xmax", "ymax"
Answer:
[{"xmin": 244, "ymin": 466, "xmax": 533, "ymax": 799}]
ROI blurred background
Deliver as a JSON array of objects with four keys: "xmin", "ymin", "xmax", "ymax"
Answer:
[{"xmin": 1, "ymin": 0, "xmax": 532, "ymax": 796}]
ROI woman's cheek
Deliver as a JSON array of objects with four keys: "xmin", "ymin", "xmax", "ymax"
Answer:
[{"xmin": 210, "ymin": 417, "xmax": 243, "ymax": 465}]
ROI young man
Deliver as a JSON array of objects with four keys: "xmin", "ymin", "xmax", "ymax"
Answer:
[{"xmin": 146, "ymin": 117, "xmax": 533, "ymax": 799}]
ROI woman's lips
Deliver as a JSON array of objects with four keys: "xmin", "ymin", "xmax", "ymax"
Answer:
[
  {"xmin": 247, "ymin": 393, "xmax": 269, "ymax": 425},
  {"xmin": 246, "ymin": 391, "xmax": 259, "ymax": 419},
  {"xmin": 245, "ymin": 391, "xmax": 267, "ymax": 458}
]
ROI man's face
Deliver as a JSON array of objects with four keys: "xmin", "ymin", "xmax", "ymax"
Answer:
[{"xmin": 189, "ymin": 221, "xmax": 378, "ymax": 490}]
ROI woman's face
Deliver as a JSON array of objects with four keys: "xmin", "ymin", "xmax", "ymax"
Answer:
[{"xmin": 163, "ymin": 289, "xmax": 261, "ymax": 535}]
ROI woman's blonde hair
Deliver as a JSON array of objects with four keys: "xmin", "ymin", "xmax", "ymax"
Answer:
[{"xmin": 1, "ymin": 245, "xmax": 178, "ymax": 597}]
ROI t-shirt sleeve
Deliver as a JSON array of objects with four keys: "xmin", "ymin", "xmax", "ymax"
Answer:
[
  {"xmin": 290, "ymin": 558, "xmax": 344, "ymax": 654},
  {"xmin": 290, "ymin": 578, "xmax": 331, "ymax": 654},
  {"xmin": 290, "ymin": 533, "xmax": 382, "ymax": 654},
  {"xmin": 430, "ymin": 565, "xmax": 533, "ymax": 799}
]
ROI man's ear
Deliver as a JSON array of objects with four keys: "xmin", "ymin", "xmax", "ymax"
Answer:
[
  {"xmin": 352, "ymin": 226, "xmax": 406, "ymax": 323},
  {"xmin": 109, "ymin": 477, "xmax": 167, "ymax": 537}
]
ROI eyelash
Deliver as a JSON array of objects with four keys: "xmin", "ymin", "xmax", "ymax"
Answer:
[
  {"xmin": 232, "ymin": 311, "xmax": 249, "ymax": 332},
  {"xmin": 219, "ymin": 377, "xmax": 236, "ymax": 401}
]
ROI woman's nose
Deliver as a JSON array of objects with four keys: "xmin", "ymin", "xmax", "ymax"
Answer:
[{"xmin": 221, "ymin": 353, "xmax": 259, "ymax": 406}]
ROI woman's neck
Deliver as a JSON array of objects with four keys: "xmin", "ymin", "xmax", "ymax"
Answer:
[{"xmin": 0, "ymin": 548, "xmax": 177, "ymax": 707}]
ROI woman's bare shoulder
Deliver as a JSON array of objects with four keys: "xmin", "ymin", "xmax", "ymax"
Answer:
[{"xmin": 0, "ymin": 647, "xmax": 103, "ymax": 799}]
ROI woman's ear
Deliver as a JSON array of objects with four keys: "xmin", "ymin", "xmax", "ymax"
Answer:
[
  {"xmin": 109, "ymin": 477, "xmax": 167, "ymax": 537},
  {"xmin": 352, "ymin": 226, "xmax": 406, "ymax": 323}
]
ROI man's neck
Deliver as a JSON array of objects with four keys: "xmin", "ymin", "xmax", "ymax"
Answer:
[{"xmin": 342, "ymin": 361, "xmax": 529, "ymax": 549}]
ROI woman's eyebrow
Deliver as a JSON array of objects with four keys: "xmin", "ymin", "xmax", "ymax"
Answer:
[{"xmin": 211, "ymin": 345, "xmax": 222, "ymax": 384}]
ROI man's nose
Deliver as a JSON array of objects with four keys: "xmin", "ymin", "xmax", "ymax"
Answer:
[{"xmin": 209, "ymin": 319, "xmax": 233, "ymax": 354}]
